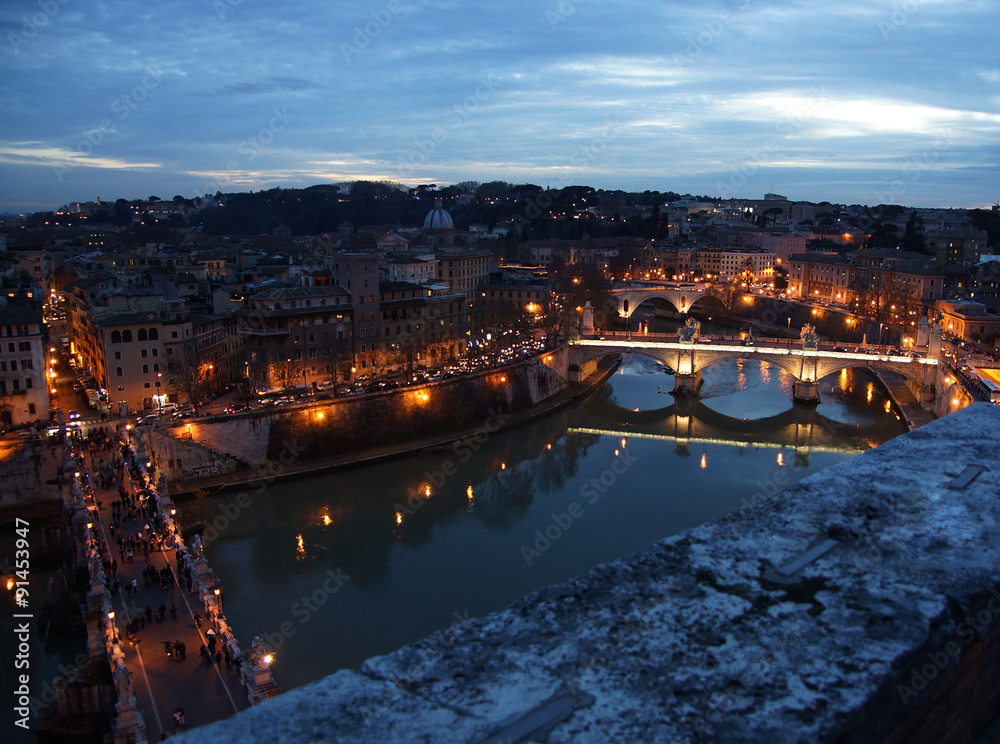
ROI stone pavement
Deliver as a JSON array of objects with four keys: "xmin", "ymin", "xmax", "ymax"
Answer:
[{"xmin": 78, "ymin": 434, "xmax": 250, "ymax": 739}]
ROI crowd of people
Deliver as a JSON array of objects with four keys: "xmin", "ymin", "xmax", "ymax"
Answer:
[{"xmin": 66, "ymin": 423, "xmax": 244, "ymax": 737}]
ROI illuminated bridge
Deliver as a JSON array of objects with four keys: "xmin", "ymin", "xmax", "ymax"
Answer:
[{"xmin": 571, "ymin": 302, "xmax": 943, "ymax": 405}]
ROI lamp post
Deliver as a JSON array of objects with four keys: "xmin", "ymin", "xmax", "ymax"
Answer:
[
  {"xmin": 156, "ymin": 372, "xmax": 162, "ymax": 415},
  {"xmin": 108, "ymin": 610, "xmax": 118, "ymax": 643},
  {"xmin": 213, "ymin": 581, "xmax": 224, "ymax": 615}
]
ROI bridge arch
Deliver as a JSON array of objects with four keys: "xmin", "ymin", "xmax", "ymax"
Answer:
[
  {"xmin": 612, "ymin": 287, "xmax": 715, "ymax": 317},
  {"xmin": 689, "ymin": 352, "xmax": 803, "ymax": 381}
]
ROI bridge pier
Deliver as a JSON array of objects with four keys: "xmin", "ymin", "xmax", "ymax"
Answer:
[
  {"xmin": 793, "ymin": 380, "xmax": 820, "ymax": 405},
  {"xmin": 671, "ymin": 372, "xmax": 702, "ymax": 398}
]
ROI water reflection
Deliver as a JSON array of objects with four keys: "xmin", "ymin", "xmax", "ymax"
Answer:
[{"xmin": 202, "ymin": 354, "xmax": 906, "ymax": 690}]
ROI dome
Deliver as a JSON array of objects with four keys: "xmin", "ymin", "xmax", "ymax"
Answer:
[{"xmin": 423, "ymin": 198, "xmax": 454, "ymax": 230}]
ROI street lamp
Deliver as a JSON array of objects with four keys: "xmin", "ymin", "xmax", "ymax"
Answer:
[
  {"xmin": 213, "ymin": 581, "xmax": 224, "ymax": 615},
  {"xmin": 156, "ymin": 372, "xmax": 162, "ymax": 414},
  {"xmin": 108, "ymin": 610, "xmax": 118, "ymax": 643}
]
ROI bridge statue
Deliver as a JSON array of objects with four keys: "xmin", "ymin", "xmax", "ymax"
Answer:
[
  {"xmin": 678, "ymin": 318, "xmax": 701, "ymax": 342},
  {"xmin": 799, "ymin": 323, "xmax": 819, "ymax": 351},
  {"xmin": 190, "ymin": 535, "xmax": 204, "ymax": 560},
  {"xmin": 158, "ymin": 470, "xmax": 168, "ymax": 495},
  {"xmin": 113, "ymin": 664, "xmax": 134, "ymax": 703},
  {"xmin": 249, "ymin": 635, "xmax": 276, "ymax": 670}
]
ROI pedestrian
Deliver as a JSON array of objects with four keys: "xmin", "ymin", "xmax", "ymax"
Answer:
[
  {"xmin": 177, "ymin": 640, "xmax": 185, "ymax": 661},
  {"xmin": 193, "ymin": 611, "xmax": 201, "ymax": 628},
  {"xmin": 215, "ymin": 651, "xmax": 222, "ymax": 666},
  {"xmin": 144, "ymin": 605, "xmax": 152, "ymax": 623},
  {"xmin": 173, "ymin": 706, "xmax": 185, "ymax": 730},
  {"xmin": 223, "ymin": 646, "xmax": 231, "ymax": 668},
  {"xmin": 170, "ymin": 603, "xmax": 177, "ymax": 620}
]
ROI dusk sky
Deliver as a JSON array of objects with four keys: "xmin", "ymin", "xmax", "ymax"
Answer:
[{"xmin": 2, "ymin": 0, "xmax": 998, "ymax": 212}]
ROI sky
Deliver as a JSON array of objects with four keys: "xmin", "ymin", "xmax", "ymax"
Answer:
[{"xmin": 1, "ymin": 0, "xmax": 999, "ymax": 213}]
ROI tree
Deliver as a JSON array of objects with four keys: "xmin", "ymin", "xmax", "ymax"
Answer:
[
  {"xmin": 167, "ymin": 344, "xmax": 208, "ymax": 413},
  {"xmin": 903, "ymin": 210, "xmax": 928, "ymax": 254},
  {"xmin": 272, "ymin": 357, "xmax": 298, "ymax": 393},
  {"xmin": 242, "ymin": 347, "xmax": 270, "ymax": 403}
]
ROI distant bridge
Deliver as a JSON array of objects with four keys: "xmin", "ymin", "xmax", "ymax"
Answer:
[
  {"xmin": 602, "ymin": 281, "xmax": 722, "ymax": 318},
  {"xmin": 570, "ymin": 306, "xmax": 943, "ymax": 405}
]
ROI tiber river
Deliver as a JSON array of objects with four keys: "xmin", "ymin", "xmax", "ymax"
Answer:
[{"xmin": 200, "ymin": 353, "xmax": 906, "ymax": 691}]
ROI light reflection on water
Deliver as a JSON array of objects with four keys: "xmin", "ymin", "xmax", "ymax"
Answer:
[{"xmin": 203, "ymin": 354, "xmax": 906, "ymax": 690}]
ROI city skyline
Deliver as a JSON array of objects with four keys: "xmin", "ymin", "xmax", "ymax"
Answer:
[{"xmin": 2, "ymin": 0, "xmax": 999, "ymax": 213}]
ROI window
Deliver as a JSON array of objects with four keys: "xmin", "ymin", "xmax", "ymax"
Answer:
[
  {"xmin": 28, "ymin": 403, "xmax": 36, "ymax": 414},
  {"xmin": 18, "ymin": 341, "xmax": 29, "ymax": 351},
  {"xmin": 166, "ymin": 348, "xmax": 173, "ymax": 355},
  {"xmin": 114, "ymin": 351, "xmax": 122, "ymax": 360},
  {"xmin": 111, "ymin": 330, "xmax": 122, "ymax": 344},
  {"xmin": 148, "ymin": 328, "xmax": 158, "ymax": 340},
  {"xmin": 138, "ymin": 329, "xmax": 148, "ymax": 342},
  {"xmin": 116, "ymin": 367, "xmax": 123, "ymax": 376},
  {"xmin": 122, "ymin": 330, "xmax": 132, "ymax": 342},
  {"xmin": 12, "ymin": 379, "xmax": 19, "ymax": 390},
  {"xmin": 144, "ymin": 382, "xmax": 151, "ymax": 389},
  {"xmin": 171, "ymin": 331, "xmax": 178, "ymax": 339},
  {"xmin": 118, "ymin": 385, "xmax": 124, "ymax": 391},
  {"xmin": 25, "ymin": 378, "xmax": 32, "ymax": 389},
  {"xmin": 22, "ymin": 359, "xmax": 32, "ymax": 370},
  {"xmin": 141, "ymin": 349, "xmax": 148, "ymax": 358},
  {"xmin": 153, "ymin": 363, "xmax": 160, "ymax": 372},
  {"xmin": 152, "ymin": 348, "xmax": 158, "ymax": 357},
  {"xmin": 10, "ymin": 360, "xmax": 16, "ymax": 371}
]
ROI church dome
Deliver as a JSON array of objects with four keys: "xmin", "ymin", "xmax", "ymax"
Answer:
[{"xmin": 423, "ymin": 198, "xmax": 454, "ymax": 230}]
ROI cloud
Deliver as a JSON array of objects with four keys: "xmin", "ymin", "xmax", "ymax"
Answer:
[
  {"xmin": 209, "ymin": 77, "xmax": 326, "ymax": 96},
  {"xmin": 0, "ymin": 142, "xmax": 162, "ymax": 172}
]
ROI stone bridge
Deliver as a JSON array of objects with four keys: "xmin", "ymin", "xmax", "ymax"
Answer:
[
  {"xmin": 601, "ymin": 281, "xmax": 723, "ymax": 321},
  {"xmin": 572, "ymin": 304, "xmax": 942, "ymax": 405}
]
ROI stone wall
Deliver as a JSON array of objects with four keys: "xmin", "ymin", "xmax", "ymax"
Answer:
[
  {"xmin": 161, "ymin": 352, "xmax": 569, "ymax": 476},
  {"xmin": 175, "ymin": 404, "xmax": 1000, "ymax": 744}
]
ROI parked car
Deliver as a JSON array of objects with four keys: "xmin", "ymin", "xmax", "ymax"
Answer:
[
  {"xmin": 67, "ymin": 409, "xmax": 80, "ymax": 420},
  {"xmin": 223, "ymin": 403, "xmax": 248, "ymax": 414},
  {"xmin": 316, "ymin": 379, "xmax": 336, "ymax": 391}
]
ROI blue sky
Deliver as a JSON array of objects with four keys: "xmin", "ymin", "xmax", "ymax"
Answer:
[{"xmin": 1, "ymin": 0, "xmax": 998, "ymax": 212}]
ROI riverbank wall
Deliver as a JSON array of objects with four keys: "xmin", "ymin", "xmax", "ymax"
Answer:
[
  {"xmin": 157, "ymin": 348, "xmax": 579, "ymax": 496},
  {"xmin": 174, "ymin": 403, "xmax": 1000, "ymax": 744}
]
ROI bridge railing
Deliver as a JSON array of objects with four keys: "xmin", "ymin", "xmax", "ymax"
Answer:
[{"xmin": 579, "ymin": 331, "xmax": 928, "ymax": 358}]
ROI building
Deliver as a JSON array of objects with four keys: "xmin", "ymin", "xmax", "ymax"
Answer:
[
  {"xmin": 696, "ymin": 248, "xmax": 775, "ymax": 282},
  {"xmin": 98, "ymin": 312, "xmax": 182, "ymax": 414},
  {"xmin": 786, "ymin": 253, "xmax": 855, "ymax": 303},
  {"xmin": 937, "ymin": 300, "xmax": 1000, "ymax": 344},
  {"xmin": 380, "ymin": 281, "xmax": 470, "ymax": 367},
  {"xmin": 0, "ymin": 302, "xmax": 49, "ymax": 427},
  {"xmin": 238, "ymin": 285, "xmax": 354, "ymax": 389},
  {"xmin": 326, "ymin": 252, "xmax": 380, "ymax": 345},
  {"xmin": 381, "ymin": 254, "xmax": 438, "ymax": 285},
  {"xmin": 434, "ymin": 250, "xmax": 492, "ymax": 298}
]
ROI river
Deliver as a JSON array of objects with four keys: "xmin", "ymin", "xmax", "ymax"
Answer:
[{"xmin": 201, "ymin": 355, "xmax": 906, "ymax": 691}]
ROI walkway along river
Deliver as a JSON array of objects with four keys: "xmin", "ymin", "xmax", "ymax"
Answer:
[{"xmin": 199, "ymin": 355, "xmax": 906, "ymax": 692}]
